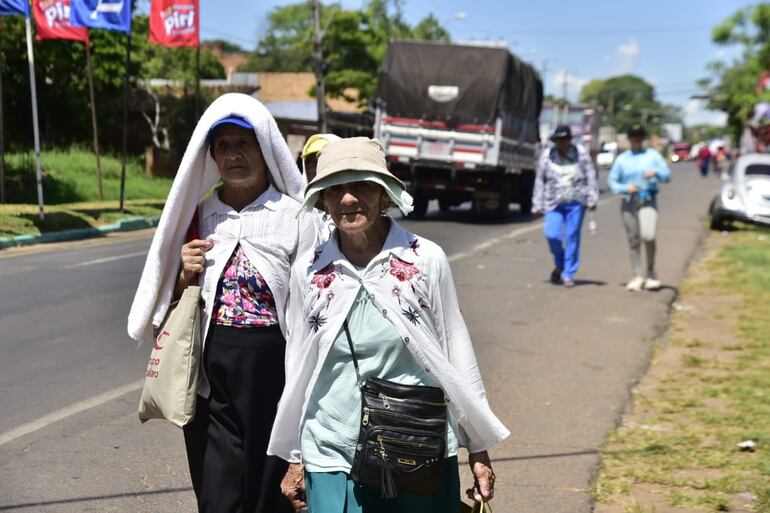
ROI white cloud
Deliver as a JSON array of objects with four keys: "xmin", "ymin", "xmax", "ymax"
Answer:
[
  {"xmin": 605, "ymin": 38, "xmax": 640, "ymax": 74},
  {"xmin": 553, "ymin": 69, "xmax": 590, "ymax": 100},
  {"xmin": 683, "ymin": 99, "xmax": 728, "ymax": 127}
]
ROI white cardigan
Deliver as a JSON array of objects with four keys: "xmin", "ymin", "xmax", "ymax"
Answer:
[{"xmin": 267, "ymin": 221, "xmax": 510, "ymax": 462}]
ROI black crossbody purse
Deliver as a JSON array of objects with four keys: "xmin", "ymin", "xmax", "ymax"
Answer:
[{"xmin": 343, "ymin": 321, "xmax": 448, "ymax": 498}]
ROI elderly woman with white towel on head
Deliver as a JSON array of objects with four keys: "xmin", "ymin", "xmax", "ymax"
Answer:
[{"xmin": 128, "ymin": 93, "xmax": 317, "ymax": 513}]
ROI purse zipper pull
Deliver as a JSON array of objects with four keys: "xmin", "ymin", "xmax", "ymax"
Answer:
[
  {"xmin": 378, "ymin": 392, "xmax": 390, "ymax": 409},
  {"xmin": 363, "ymin": 407, "xmax": 370, "ymax": 426},
  {"xmin": 377, "ymin": 435, "xmax": 387, "ymax": 458}
]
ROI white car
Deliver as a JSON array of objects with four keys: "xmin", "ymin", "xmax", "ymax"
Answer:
[
  {"xmin": 596, "ymin": 142, "xmax": 618, "ymax": 169},
  {"xmin": 710, "ymin": 153, "xmax": 770, "ymax": 230}
]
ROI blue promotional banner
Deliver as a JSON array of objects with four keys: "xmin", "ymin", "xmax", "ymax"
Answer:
[
  {"xmin": 70, "ymin": 0, "xmax": 130, "ymax": 32},
  {"xmin": 0, "ymin": 0, "xmax": 29, "ymax": 16}
]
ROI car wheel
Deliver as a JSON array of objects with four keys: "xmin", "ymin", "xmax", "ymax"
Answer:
[{"xmin": 710, "ymin": 212, "xmax": 729, "ymax": 231}]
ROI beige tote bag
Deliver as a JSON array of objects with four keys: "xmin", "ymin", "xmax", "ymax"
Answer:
[{"xmin": 138, "ymin": 285, "xmax": 202, "ymax": 428}]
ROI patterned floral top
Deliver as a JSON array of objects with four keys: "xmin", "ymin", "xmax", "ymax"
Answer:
[{"xmin": 212, "ymin": 245, "xmax": 278, "ymax": 327}]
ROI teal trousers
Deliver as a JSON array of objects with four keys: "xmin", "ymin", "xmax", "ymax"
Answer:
[{"xmin": 305, "ymin": 456, "xmax": 461, "ymax": 513}]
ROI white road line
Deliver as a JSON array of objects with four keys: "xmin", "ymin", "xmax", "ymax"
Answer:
[
  {"xmin": 448, "ymin": 195, "xmax": 620, "ymax": 263},
  {"xmin": 0, "ymin": 380, "xmax": 144, "ymax": 447},
  {"xmin": 63, "ymin": 250, "xmax": 147, "ymax": 269}
]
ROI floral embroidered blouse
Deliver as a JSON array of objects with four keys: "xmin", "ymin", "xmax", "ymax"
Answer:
[
  {"xmin": 212, "ymin": 245, "xmax": 278, "ymax": 327},
  {"xmin": 268, "ymin": 220, "xmax": 510, "ymax": 463}
]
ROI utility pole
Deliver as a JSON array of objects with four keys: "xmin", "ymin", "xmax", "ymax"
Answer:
[
  {"xmin": 561, "ymin": 71, "xmax": 569, "ymax": 125},
  {"xmin": 312, "ymin": 0, "xmax": 327, "ymax": 133},
  {"xmin": 608, "ymin": 90, "xmax": 616, "ymax": 140}
]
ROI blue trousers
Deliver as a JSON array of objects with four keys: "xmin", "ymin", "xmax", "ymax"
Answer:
[{"xmin": 544, "ymin": 202, "xmax": 586, "ymax": 280}]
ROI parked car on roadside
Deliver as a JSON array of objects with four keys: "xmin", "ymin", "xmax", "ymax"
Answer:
[
  {"xmin": 596, "ymin": 141, "xmax": 618, "ymax": 169},
  {"xmin": 709, "ymin": 153, "xmax": 770, "ymax": 230},
  {"xmin": 669, "ymin": 142, "xmax": 691, "ymax": 163}
]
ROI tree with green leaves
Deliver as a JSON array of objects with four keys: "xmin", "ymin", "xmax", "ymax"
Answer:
[
  {"xmin": 700, "ymin": 3, "xmax": 770, "ymax": 139},
  {"xmin": 579, "ymin": 74, "xmax": 678, "ymax": 135},
  {"xmin": 242, "ymin": 0, "xmax": 449, "ymax": 106}
]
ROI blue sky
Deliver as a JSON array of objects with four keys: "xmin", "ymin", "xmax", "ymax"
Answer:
[{"xmin": 137, "ymin": 0, "xmax": 762, "ymax": 126}]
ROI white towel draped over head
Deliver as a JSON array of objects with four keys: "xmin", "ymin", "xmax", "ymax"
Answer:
[{"xmin": 127, "ymin": 93, "xmax": 306, "ymax": 345}]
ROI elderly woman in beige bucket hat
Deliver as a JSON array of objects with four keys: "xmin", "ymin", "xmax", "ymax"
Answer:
[{"xmin": 268, "ymin": 137, "xmax": 509, "ymax": 512}]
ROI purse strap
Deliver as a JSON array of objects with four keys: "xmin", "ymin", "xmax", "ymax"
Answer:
[{"xmin": 342, "ymin": 320, "xmax": 363, "ymax": 388}]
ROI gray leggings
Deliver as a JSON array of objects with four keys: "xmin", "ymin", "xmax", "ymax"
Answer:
[{"xmin": 621, "ymin": 197, "xmax": 658, "ymax": 278}]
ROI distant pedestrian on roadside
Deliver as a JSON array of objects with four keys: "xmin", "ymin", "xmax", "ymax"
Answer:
[
  {"xmin": 531, "ymin": 125, "xmax": 599, "ymax": 288},
  {"xmin": 608, "ymin": 124, "xmax": 671, "ymax": 291},
  {"xmin": 302, "ymin": 133, "xmax": 341, "ymax": 242},
  {"xmin": 696, "ymin": 145, "xmax": 711, "ymax": 177},
  {"xmin": 128, "ymin": 93, "xmax": 317, "ymax": 513}
]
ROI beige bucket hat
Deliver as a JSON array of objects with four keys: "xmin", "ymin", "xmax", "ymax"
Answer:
[{"xmin": 303, "ymin": 137, "xmax": 414, "ymax": 215}]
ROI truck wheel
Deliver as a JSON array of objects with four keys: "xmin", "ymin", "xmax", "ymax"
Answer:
[
  {"xmin": 519, "ymin": 195, "xmax": 533, "ymax": 215},
  {"xmin": 518, "ymin": 171, "xmax": 535, "ymax": 215},
  {"xmin": 410, "ymin": 191, "xmax": 429, "ymax": 219},
  {"xmin": 497, "ymin": 183, "xmax": 511, "ymax": 220}
]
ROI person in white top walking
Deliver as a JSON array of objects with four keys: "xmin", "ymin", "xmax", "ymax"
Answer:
[
  {"xmin": 531, "ymin": 125, "xmax": 599, "ymax": 287},
  {"xmin": 128, "ymin": 93, "xmax": 317, "ymax": 513},
  {"xmin": 271, "ymin": 138, "xmax": 508, "ymax": 513}
]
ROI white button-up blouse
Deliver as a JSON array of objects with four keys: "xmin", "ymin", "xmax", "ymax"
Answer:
[
  {"xmin": 267, "ymin": 220, "xmax": 510, "ymax": 462},
  {"xmin": 197, "ymin": 185, "xmax": 317, "ymax": 369}
]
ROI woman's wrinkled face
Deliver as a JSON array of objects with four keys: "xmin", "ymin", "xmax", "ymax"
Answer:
[
  {"xmin": 210, "ymin": 124, "xmax": 267, "ymax": 188},
  {"xmin": 322, "ymin": 181, "xmax": 389, "ymax": 234}
]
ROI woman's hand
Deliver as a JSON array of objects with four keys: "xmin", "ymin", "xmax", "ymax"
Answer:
[
  {"xmin": 173, "ymin": 239, "xmax": 213, "ymax": 299},
  {"xmin": 466, "ymin": 450, "xmax": 495, "ymax": 502},
  {"xmin": 180, "ymin": 239, "xmax": 213, "ymax": 280},
  {"xmin": 280, "ymin": 463, "xmax": 307, "ymax": 512},
  {"xmin": 643, "ymin": 169, "xmax": 657, "ymax": 179}
]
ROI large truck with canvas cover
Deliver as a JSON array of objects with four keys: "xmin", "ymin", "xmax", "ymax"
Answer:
[{"xmin": 373, "ymin": 40, "xmax": 543, "ymax": 218}]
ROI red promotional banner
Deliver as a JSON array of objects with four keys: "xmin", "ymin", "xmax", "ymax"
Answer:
[
  {"xmin": 33, "ymin": 0, "xmax": 89, "ymax": 42},
  {"xmin": 150, "ymin": 0, "xmax": 198, "ymax": 47}
]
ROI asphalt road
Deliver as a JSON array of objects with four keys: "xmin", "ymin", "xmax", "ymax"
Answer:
[{"xmin": 0, "ymin": 162, "xmax": 720, "ymax": 512}]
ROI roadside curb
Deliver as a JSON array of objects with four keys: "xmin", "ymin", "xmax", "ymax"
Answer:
[{"xmin": 0, "ymin": 216, "xmax": 160, "ymax": 249}]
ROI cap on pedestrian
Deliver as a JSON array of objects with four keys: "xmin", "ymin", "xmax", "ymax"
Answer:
[
  {"xmin": 303, "ymin": 137, "xmax": 414, "ymax": 215},
  {"xmin": 207, "ymin": 116, "xmax": 254, "ymax": 143},
  {"xmin": 627, "ymin": 124, "xmax": 647, "ymax": 138},
  {"xmin": 301, "ymin": 133, "xmax": 340, "ymax": 160},
  {"xmin": 550, "ymin": 125, "xmax": 572, "ymax": 141}
]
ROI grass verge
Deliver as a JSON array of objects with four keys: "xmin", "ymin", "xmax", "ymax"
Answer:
[
  {"xmin": 1, "ymin": 148, "xmax": 171, "ymax": 237},
  {"xmin": 0, "ymin": 200, "xmax": 165, "ymax": 238},
  {"xmin": 3, "ymin": 148, "xmax": 172, "ymax": 204},
  {"xmin": 593, "ymin": 225, "xmax": 770, "ymax": 513}
]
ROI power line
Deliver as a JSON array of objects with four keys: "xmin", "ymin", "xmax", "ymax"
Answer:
[{"xmin": 452, "ymin": 25, "xmax": 710, "ymax": 36}]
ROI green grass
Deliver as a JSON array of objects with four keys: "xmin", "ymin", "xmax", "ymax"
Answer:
[
  {"xmin": 0, "ymin": 200, "xmax": 166, "ymax": 238},
  {"xmin": 0, "ymin": 148, "xmax": 171, "ymax": 237},
  {"xmin": 3, "ymin": 148, "xmax": 172, "ymax": 204},
  {"xmin": 594, "ymin": 226, "xmax": 770, "ymax": 512}
]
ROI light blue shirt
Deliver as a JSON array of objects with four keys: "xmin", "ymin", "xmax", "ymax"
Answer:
[
  {"xmin": 608, "ymin": 148, "xmax": 671, "ymax": 199},
  {"xmin": 301, "ymin": 279, "xmax": 458, "ymax": 473}
]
